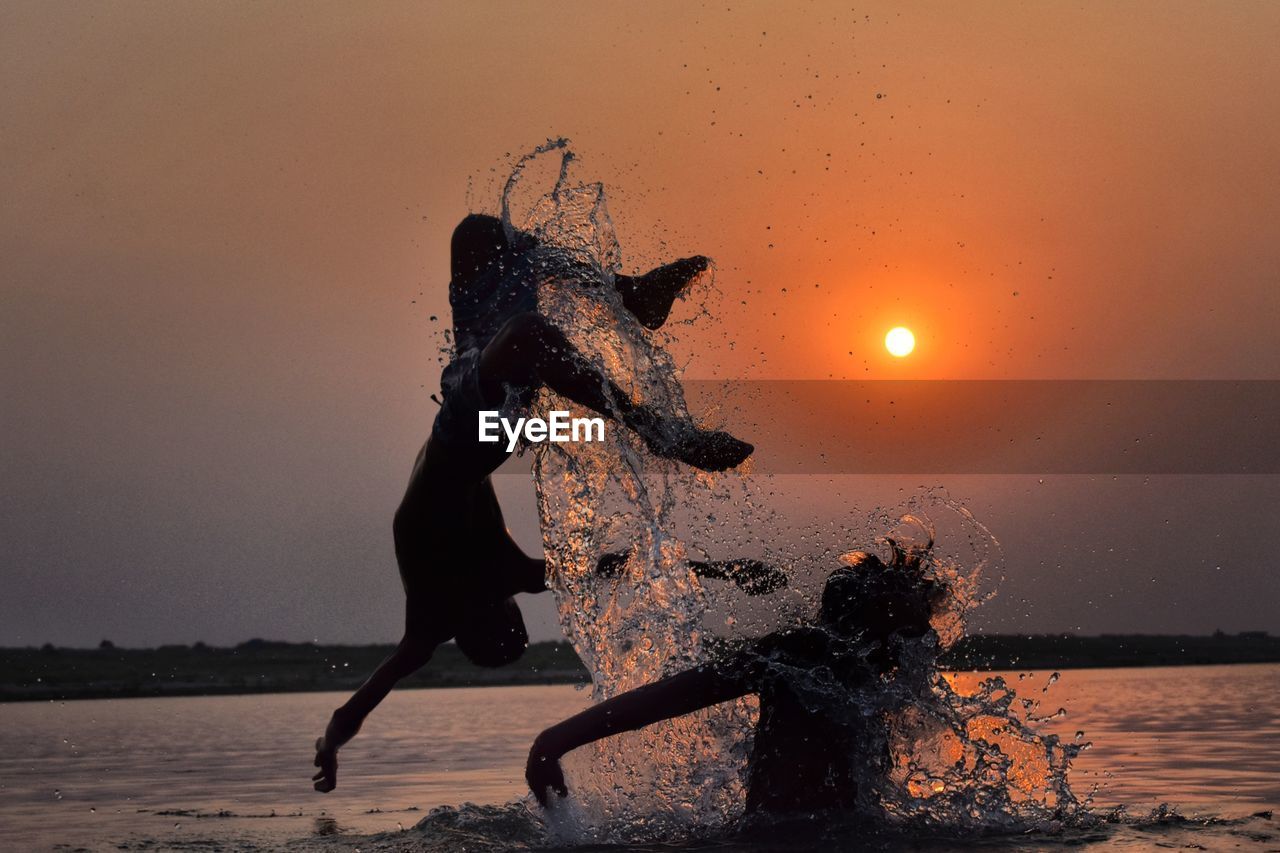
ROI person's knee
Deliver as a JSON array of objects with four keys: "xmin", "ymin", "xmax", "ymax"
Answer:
[
  {"xmin": 492, "ymin": 311, "xmax": 554, "ymax": 351},
  {"xmin": 454, "ymin": 598, "xmax": 529, "ymax": 668},
  {"xmin": 451, "ymin": 214, "xmax": 507, "ymax": 280}
]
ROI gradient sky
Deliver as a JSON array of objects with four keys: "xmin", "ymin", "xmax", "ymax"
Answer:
[{"xmin": 3, "ymin": 1, "xmax": 1278, "ymax": 647}]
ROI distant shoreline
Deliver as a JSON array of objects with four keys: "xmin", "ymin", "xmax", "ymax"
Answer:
[{"xmin": 2, "ymin": 633, "xmax": 1276, "ymax": 703}]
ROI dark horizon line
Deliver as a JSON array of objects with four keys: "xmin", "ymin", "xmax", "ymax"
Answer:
[
  {"xmin": 7, "ymin": 628, "xmax": 1271, "ymax": 653},
  {"xmin": 5, "ymin": 634, "xmax": 1278, "ymax": 704}
]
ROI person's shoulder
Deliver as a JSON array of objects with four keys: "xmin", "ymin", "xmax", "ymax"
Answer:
[
  {"xmin": 747, "ymin": 624, "xmax": 832, "ymax": 666},
  {"xmin": 703, "ymin": 624, "xmax": 834, "ymax": 684}
]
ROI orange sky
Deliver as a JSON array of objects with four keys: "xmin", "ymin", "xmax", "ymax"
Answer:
[
  {"xmin": 3, "ymin": 2, "xmax": 1279, "ymax": 644},
  {"xmin": 6, "ymin": 2, "xmax": 1279, "ymax": 386}
]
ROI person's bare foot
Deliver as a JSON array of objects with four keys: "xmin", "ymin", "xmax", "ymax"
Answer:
[
  {"xmin": 622, "ymin": 256, "xmax": 710, "ymax": 330},
  {"xmin": 313, "ymin": 736, "xmax": 338, "ymax": 793},
  {"xmin": 666, "ymin": 428, "xmax": 753, "ymax": 471},
  {"xmin": 626, "ymin": 409, "xmax": 753, "ymax": 471}
]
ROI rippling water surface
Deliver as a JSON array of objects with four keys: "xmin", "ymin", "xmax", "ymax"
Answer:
[{"xmin": 1, "ymin": 664, "xmax": 1277, "ymax": 850}]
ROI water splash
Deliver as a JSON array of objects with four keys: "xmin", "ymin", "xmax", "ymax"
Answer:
[
  {"xmin": 493, "ymin": 141, "xmax": 1087, "ymax": 842},
  {"xmin": 505, "ymin": 141, "xmax": 747, "ymax": 842}
]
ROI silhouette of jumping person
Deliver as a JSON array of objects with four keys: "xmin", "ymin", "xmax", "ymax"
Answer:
[
  {"xmin": 313, "ymin": 214, "xmax": 757, "ymax": 792},
  {"xmin": 526, "ymin": 542, "xmax": 944, "ymax": 818}
]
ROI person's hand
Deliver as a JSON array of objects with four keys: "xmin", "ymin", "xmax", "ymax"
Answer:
[
  {"xmin": 680, "ymin": 255, "xmax": 711, "ymax": 275},
  {"xmin": 525, "ymin": 737, "xmax": 568, "ymax": 807},
  {"xmin": 313, "ymin": 736, "xmax": 338, "ymax": 792}
]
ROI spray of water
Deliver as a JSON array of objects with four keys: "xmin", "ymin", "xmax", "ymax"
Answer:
[{"xmin": 491, "ymin": 141, "xmax": 1087, "ymax": 843}]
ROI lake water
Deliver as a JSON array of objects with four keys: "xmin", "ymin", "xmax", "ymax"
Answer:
[{"xmin": 1, "ymin": 664, "xmax": 1277, "ymax": 851}]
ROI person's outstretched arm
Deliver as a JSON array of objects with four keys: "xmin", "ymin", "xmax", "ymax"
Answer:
[{"xmin": 525, "ymin": 664, "xmax": 750, "ymax": 806}]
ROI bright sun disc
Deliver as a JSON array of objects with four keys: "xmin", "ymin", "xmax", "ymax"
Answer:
[{"xmin": 885, "ymin": 326, "xmax": 915, "ymax": 357}]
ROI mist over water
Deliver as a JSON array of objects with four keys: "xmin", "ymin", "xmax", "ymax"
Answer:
[{"xmin": 500, "ymin": 142, "xmax": 1086, "ymax": 843}]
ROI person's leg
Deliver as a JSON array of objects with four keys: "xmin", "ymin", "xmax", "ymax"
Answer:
[
  {"xmin": 313, "ymin": 613, "xmax": 450, "ymax": 793},
  {"xmin": 688, "ymin": 558, "xmax": 788, "ymax": 596},
  {"xmin": 496, "ymin": 536, "xmax": 547, "ymax": 595},
  {"xmin": 479, "ymin": 312, "xmax": 752, "ymax": 471},
  {"xmin": 479, "ymin": 313, "xmax": 633, "ymax": 418},
  {"xmin": 594, "ymin": 550, "xmax": 787, "ymax": 596},
  {"xmin": 615, "ymin": 256, "xmax": 710, "ymax": 330}
]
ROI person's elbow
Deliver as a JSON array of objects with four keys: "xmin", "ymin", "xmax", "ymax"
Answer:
[{"xmin": 530, "ymin": 726, "xmax": 565, "ymax": 761}]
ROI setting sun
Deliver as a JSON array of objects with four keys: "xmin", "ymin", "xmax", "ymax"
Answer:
[{"xmin": 885, "ymin": 326, "xmax": 915, "ymax": 358}]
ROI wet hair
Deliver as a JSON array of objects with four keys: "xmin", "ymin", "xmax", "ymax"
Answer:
[
  {"xmin": 818, "ymin": 552, "xmax": 936, "ymax": 644},
  {"xmin": 453, "ymin": 597, "xmax": 529, "ymax": 668}
]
